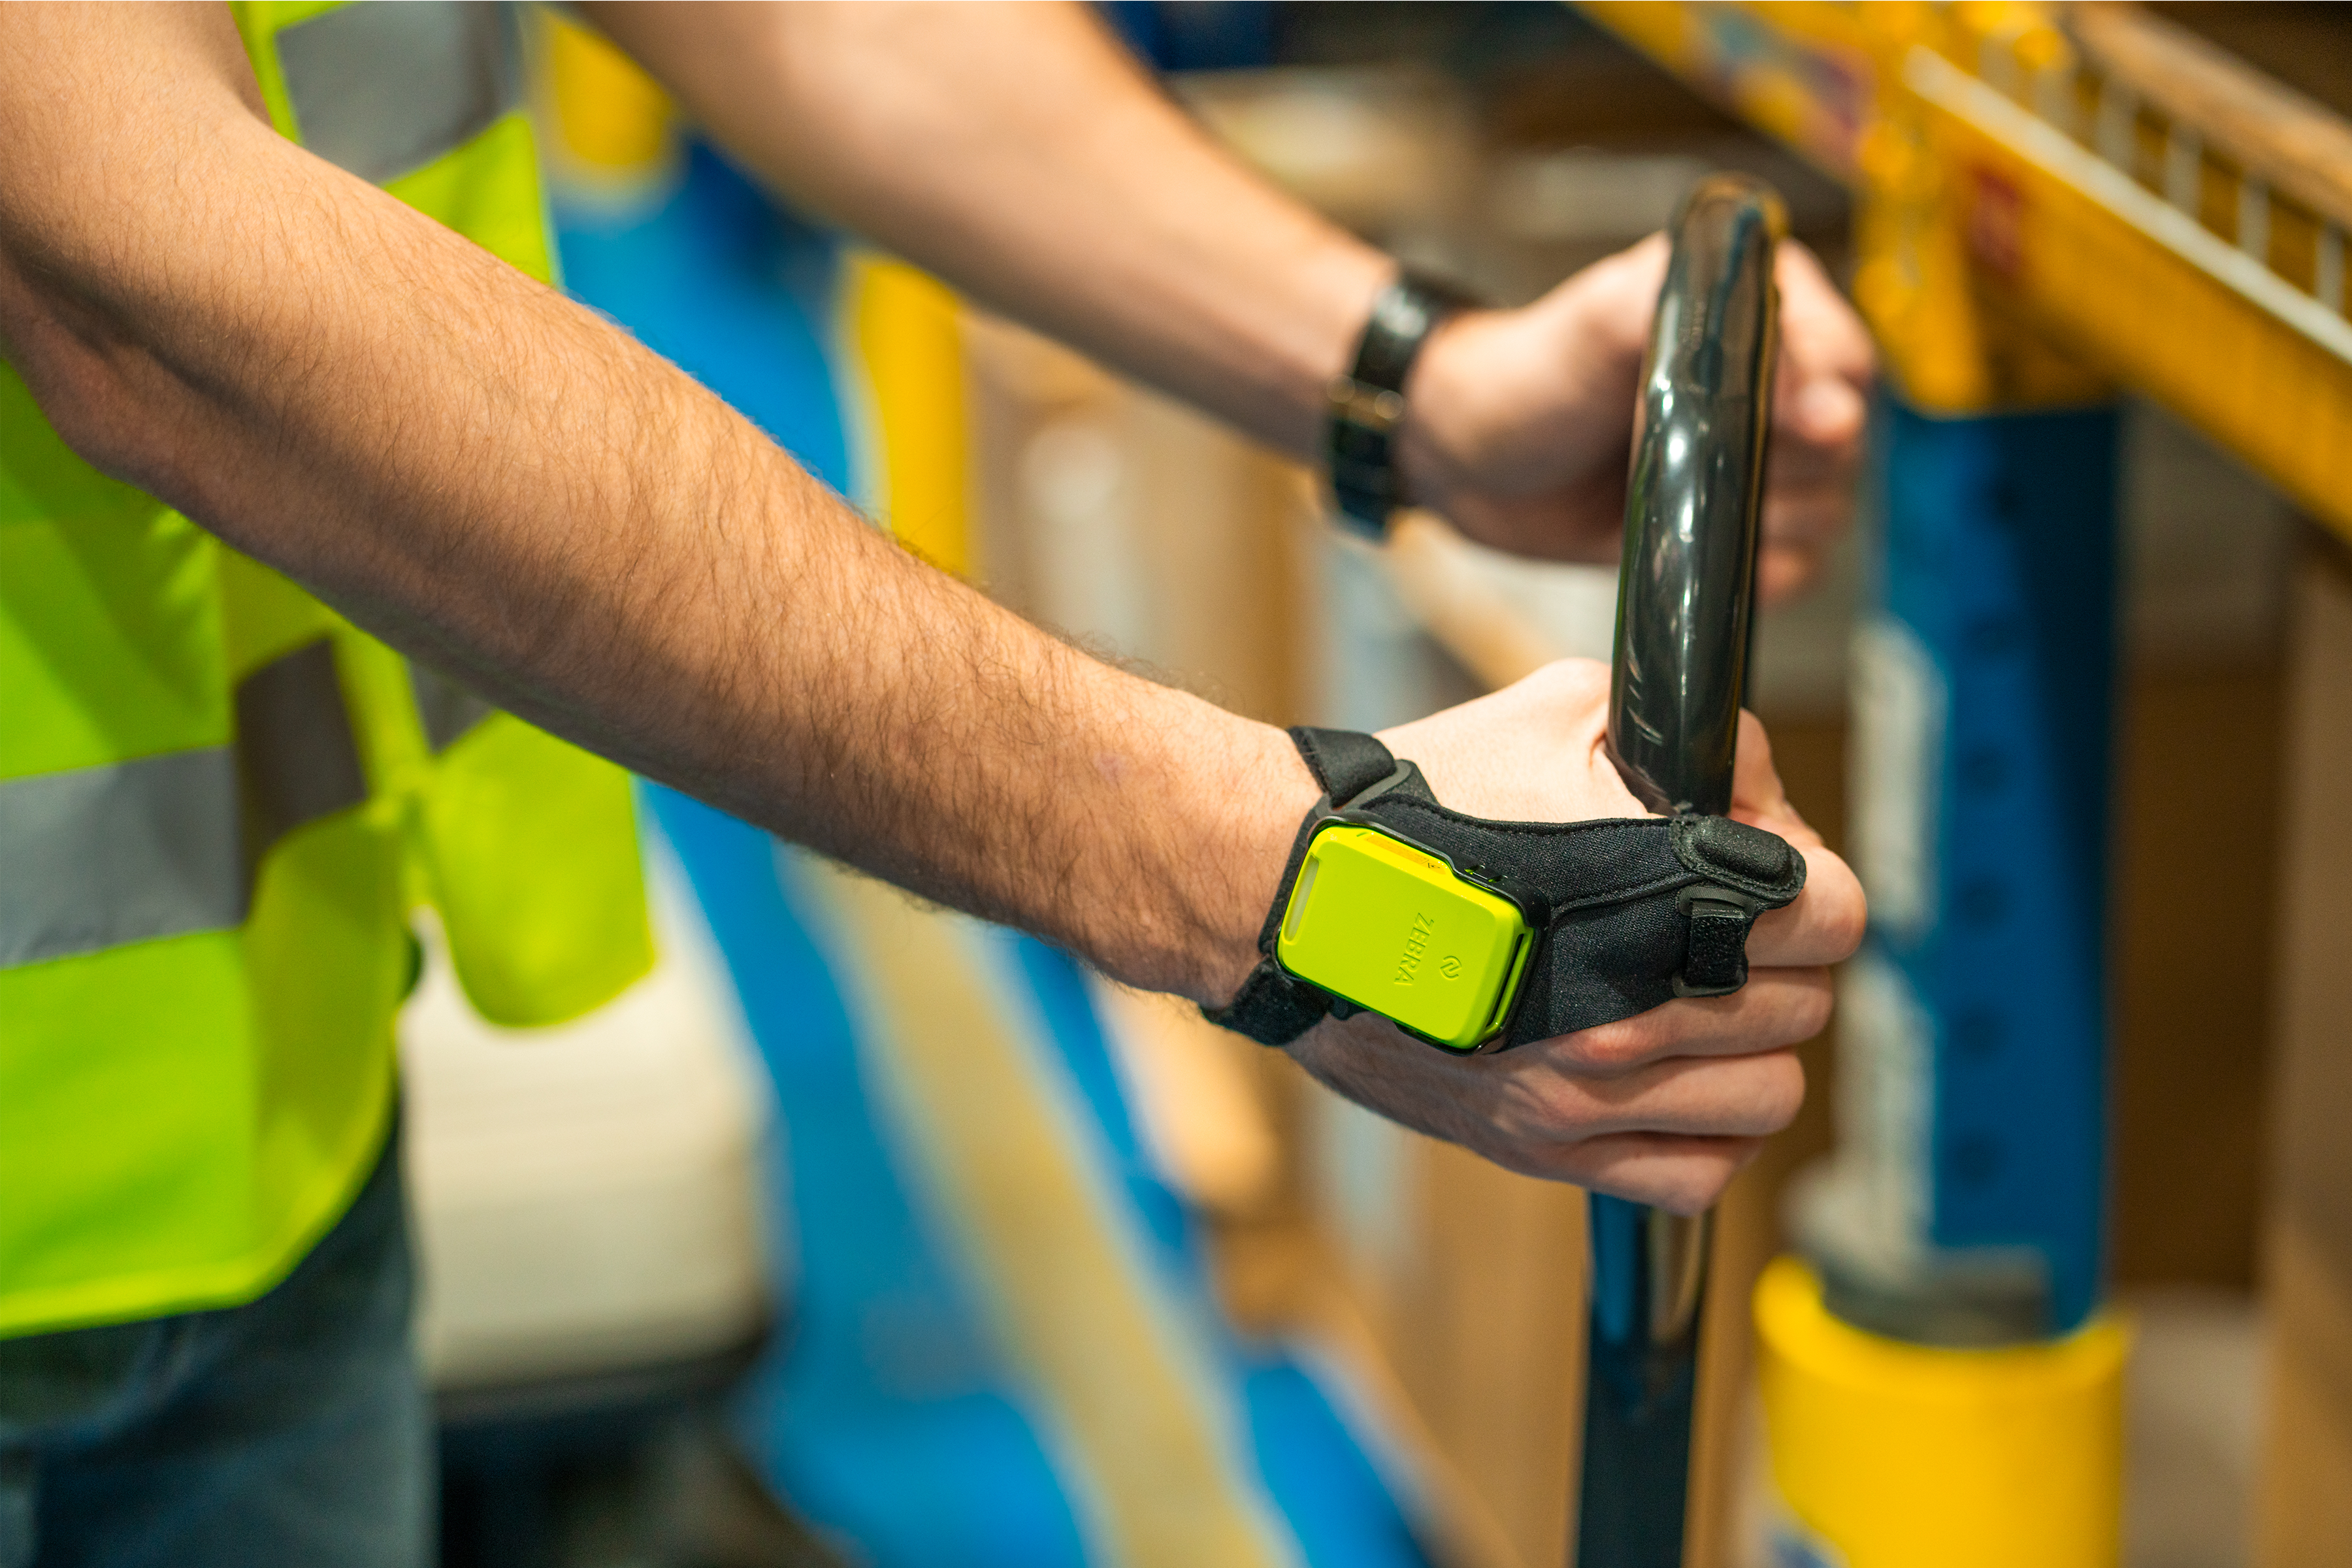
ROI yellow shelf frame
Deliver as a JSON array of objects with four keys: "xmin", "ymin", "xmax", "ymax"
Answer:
[{"xmin": 1578, "ymin": 1, "xmax": 2352, "ymax": 546}]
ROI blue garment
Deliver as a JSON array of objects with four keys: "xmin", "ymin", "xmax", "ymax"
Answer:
[
  {"xmin": 0, "ymin": 1139, "xmax": 427, "ymax": 1568},
  {"xmin": 561, "ymin": 146, "xmax": 1435, "ymax": 1567}
]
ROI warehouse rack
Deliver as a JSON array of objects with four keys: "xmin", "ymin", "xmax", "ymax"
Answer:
[{"xmin": 1578, "ymin": 1, "xmax": 2351, "ymax": 542}]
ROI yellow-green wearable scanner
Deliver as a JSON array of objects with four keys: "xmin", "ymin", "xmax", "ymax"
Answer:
[{"xmin": 1274, "ymin": 823, "xmax": 1533, "ymax": 1053}]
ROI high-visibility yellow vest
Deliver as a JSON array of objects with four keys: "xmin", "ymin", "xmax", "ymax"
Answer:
[{"xmin": 0, "ymin": 0, "xmax": 651, "ymax": 1339}]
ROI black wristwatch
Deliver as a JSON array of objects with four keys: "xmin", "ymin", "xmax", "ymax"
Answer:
[{"xmin": 1324, "ymin": 270, "xmax": 1479, "ymax": 540}]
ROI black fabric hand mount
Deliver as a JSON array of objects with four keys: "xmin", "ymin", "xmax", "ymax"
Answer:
[{"xmin": 1205, "ymin": 727, "xmax": 1807, "ymax": 1051}]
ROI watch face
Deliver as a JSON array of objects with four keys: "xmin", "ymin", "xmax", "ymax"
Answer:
[{"xmin": 1275, "ymin": 824, "xmax": 1530, "ymax": 1052}]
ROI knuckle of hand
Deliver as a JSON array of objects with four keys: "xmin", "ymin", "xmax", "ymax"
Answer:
[
  {"xmin": 1826, "ymin": 892, "xmax": 1868, "ymax": 958},
  {"xmin": 1533, "ymin": 657, "xmax": 1604, "ymax": 704},
  {"xmin": 1761, "ymin": 1066, "xmax": 1806, "ymax": 1132},
  {"xmin": 1797, "ymin": 984, "xmax": 1835, "ymax": 1041},
  {"xmin": 1661, "ymin": 1166, "xmax": 1733, "ymax": 1214},
  {"xmin": 1572, "ymin": 1021, "xmax": 1654, "ymax": 1073}
]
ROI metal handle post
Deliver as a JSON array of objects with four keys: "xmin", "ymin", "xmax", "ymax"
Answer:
[{"xmin": 1578, "ymin": 172, "xmax": 1785, "ymax": 1567}]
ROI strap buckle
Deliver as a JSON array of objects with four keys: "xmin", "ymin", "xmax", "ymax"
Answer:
[{"xmin": 1672, "ymin": 883, "xmax": 1767, "ymax": 998}]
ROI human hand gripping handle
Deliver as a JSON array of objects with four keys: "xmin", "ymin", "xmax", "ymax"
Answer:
[
  {"xmin": 1267, "ymin": 666, "xmax": 1859, "ymax": 1208},
  {"xmin": 1399, "ymin": 229, "xmax": 1873, "ymax": 602}
]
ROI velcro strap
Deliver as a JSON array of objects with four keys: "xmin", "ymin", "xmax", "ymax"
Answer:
[
  {"xmin": 1679, "ymin": 899, "xmax": 1755, "ymax": 994},
  {"xmin": 1205, "ymin": 731, "xmax": 1806, "ymax": 1051},
  {"xmin": 1288, "ymin": 727, "xmax": 1398, "ymax": 804},
  {"xmin": 1213, "ymin": 962, "xmax": 1331, "ymax": 1045}
]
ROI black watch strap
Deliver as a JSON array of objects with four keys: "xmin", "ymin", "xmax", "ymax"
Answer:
[{"xmin": 1325, "ymin": 272, "xmax": 1477, "ymax": 540}]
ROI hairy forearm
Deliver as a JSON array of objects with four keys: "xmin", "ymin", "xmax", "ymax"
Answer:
[
  {"xmin": 0, "ymin": 3, "xmax": 1305, "ymax": 1001},
  {"xmin": 581, "ymin": 0, "xmax": 1389, "ymax": 457}
]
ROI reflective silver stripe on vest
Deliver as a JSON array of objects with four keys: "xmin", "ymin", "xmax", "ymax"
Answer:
[
  {"xmin": 0, "ymin": 748, "xmax": 245, "ymax": 968},
  {"xmin": 276, "ymin": 1, "xmax": 519, "ymax": 186},
  {"xmin": 0, "ymin": 640, "xmax": 370, "ymax": 969},
  {"xmin": 408, "ymin": 662, "xmax": 495, "ymax": 755}
]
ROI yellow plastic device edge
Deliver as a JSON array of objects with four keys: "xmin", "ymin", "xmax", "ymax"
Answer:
[{"xmin": 1273, "ymin": 820, "xmax": 1533, "ymax": 1053}]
